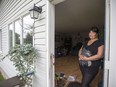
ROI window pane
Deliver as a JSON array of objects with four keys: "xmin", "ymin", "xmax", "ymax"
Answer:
[
  {"xmin": 9, "ymin": 24, "xmax": 13, "ymax": 49},
  {"xmin": 15, "ymin": 20, "xmax": 21, "ymax": 45},
  {"xmin": 23, "ymin": 15, "xmax": 34, "ymax": 44}
]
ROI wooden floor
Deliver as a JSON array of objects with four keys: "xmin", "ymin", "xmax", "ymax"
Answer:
[{"xmin": 55, "ymin": 55, "xmax": 103, "ymax": 87}]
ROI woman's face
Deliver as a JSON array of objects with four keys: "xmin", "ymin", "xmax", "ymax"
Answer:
[{"xmin": 89, "ymin": 30, "xmax": 98, "ymax": 39}]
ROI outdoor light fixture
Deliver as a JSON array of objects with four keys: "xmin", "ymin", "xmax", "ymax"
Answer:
[{"xmin": 29, "ymin": 4, "xmax": 42, "ymax": 19}]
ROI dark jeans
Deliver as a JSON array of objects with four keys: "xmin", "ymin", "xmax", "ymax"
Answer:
[
  {"xmin": 80, "ymin": 63, "xmax": 100, "ymax": 87},
  {"xmin": 98, "ymin": 80, "xmax": 103, "ymax": 87}
]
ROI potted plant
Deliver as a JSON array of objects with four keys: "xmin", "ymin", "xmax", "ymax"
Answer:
[{"xmin": 6, "ymin": 44, "xmax": 38, "ymax": 86}]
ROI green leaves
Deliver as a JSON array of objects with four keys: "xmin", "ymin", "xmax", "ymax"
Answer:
[{"xmin": 8, "ymin": 44, "xmax": 38, "ymax": 86}]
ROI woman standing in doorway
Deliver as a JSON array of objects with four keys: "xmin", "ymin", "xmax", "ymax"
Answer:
[{"xmin": 78, "ymin": 27, "xmax": 104, "ymax": 87}]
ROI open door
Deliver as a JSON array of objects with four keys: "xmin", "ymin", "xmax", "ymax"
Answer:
[
  {"xmin": 46, "ymin": 1, "xmax": 55, "ymax": 87},
  {"xmin": 104, "ymin": 0, "xmax": 116, "ymax": 87},
  {"xmin": 47, "ymin": 0, "xmax": 67, "ymax": 87}
]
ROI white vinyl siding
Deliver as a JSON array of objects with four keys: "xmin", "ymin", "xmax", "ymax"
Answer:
[
  {"xmin": 0, "ymin": 0, "xmax": 49, "ymax": 87},
  {"xmin": 0, "ymin": 30, "xmax": 2, "ymax": 51},
  {"xmin": 33, "ymin": 1, "xmax": 48, "ymax": 87}
]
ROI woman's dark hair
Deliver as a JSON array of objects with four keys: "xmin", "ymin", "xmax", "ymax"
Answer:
[{"xmin": 90, "ymin": 26, "xmax": 99, "ymax": 34}]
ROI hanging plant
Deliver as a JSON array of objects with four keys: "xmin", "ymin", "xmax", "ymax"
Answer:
[{"xmin": 8, "ymin": 44, "xmax": 38, "ymax": 86}]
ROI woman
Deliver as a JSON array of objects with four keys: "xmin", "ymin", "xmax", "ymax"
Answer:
[{"xmin": 78, "ymin": 27, "xmax": 104, "ymax": 87}]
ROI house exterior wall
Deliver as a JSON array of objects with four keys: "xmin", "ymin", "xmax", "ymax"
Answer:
[{"xmin": 0, "ymin": 0, "xmax": 52, "ymax": 87}]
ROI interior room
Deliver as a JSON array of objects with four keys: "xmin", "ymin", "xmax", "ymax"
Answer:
[{"xmin": 55, "ymin": 0, "xmax": 105, "ymax": 87}]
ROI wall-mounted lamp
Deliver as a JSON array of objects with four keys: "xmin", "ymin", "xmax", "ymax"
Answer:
[{"xmin": 29, "ymin": 4, "xmax": 42, "ymax": 19}]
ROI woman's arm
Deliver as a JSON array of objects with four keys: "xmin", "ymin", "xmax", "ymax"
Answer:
[{"xmin": 80, "ymin": 45, "xmax": 104, "ymax": 61}]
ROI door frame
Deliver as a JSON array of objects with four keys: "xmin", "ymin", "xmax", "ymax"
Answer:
[
  {"xmin": 103, "ymin": 0, "xmax": 110, "ymax": 87},
  {"xmin": 48, "ymin": 0, "xmax": 110, "ymax": 87}
]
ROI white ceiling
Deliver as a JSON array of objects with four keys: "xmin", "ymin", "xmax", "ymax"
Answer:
[{"xmin": 55, "ymin": 0, "xmax": 105, "ymax": 33}]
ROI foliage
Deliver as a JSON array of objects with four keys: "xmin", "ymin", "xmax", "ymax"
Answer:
[
  {"xmin": 8, "ymin": 44, "xmax": 38, "ymax": 85},
  {"xmin": 0, "ymin": 73, "xmax": 4, "ymax": 81},
  {"xmin": 24, "ymin": 32, "xmax": 33, "ymax": 44}
]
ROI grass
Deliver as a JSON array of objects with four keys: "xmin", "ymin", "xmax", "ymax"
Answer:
[{"xmin": 0, "ymin": 73, "xmax": 4, "ymax": 81}]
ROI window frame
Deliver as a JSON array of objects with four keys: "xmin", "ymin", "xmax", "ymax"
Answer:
[
  {"xmin": 14, "ymin": 19, "xmax": 22, "ymax": 45},
  {"xmin": 8, "ymin": 14, "xmax": 33, "ymax": 50},
  {"xmin": 8, "ymin": 23, "xmax": 14, "ymax": 50}
]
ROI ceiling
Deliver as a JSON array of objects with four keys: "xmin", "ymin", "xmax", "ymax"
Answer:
[{"xmin": 55, "ymin": 0, "xmax": 105, "ymax": 33}]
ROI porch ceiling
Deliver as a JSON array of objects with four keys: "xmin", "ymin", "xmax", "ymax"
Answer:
[{"xmin": 55, "ymin": 0, "xmax": 105, "ymax": 33}]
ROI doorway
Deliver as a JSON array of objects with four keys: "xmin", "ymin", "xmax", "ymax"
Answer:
[{"xmin": 54, "ymin": 0, "xmax": 105, "ymax": 87}]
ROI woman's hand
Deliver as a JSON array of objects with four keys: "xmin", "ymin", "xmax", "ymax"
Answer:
[
  {"xmin": 79, "ymin": 55, "xmax": 84, "ymax": 60},
  {"xmin": 79, "ymin": 55, "xmax": 89, "ymax": 61}
]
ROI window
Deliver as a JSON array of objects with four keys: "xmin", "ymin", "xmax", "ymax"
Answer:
[
  {"xmin": 8, "ymin": 14, "xmax": 34, "ymax": 49},
  {"xmin": 15, "ymin": 20, "xmax": 21, "ymax": 45},
  {"xmin": 9, "ymin": 23, "xmax": 13, "ymax": 49},
  {"xmin": 23, "ymin": 15, "xmax": 34, "ymax": 44}
]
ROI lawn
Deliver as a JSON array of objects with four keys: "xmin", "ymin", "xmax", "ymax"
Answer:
[{"xmin": 0, "ymin": 73, "xmax": 4, "ymax": 81}]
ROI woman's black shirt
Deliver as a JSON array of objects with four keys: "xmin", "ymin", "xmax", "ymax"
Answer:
[{"xmin": 82, "ymin": 39, "xmax": 104, "ymax": 67}]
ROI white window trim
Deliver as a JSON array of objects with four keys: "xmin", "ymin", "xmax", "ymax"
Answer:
[{"xmin": 8, "ymin": 14, "xmax": 34, "ymax": 50}]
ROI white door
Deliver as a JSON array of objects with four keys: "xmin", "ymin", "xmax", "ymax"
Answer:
[
  {"xmin": 104, "ymin": 0, "xmax": 116, "ymax": 87},
  {"xmin": 46, "ymin": 1, "xmax": 55, "ymax": 87},
  {"xmin": 47, "ymin": 0, "xmax": 67, "ymax": 87}
]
